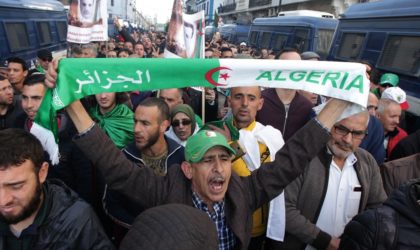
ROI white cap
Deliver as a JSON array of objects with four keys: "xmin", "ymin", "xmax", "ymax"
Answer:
[
  {"xmin": 240, "ymin": 42, "xmax": 246, "ymax": 46},
  {"xmin": 381, "ymin": 87, "xmax": 409, "ymax": 110}
]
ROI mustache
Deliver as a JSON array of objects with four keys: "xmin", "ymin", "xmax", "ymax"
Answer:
[
  {"xmin": 209, "ymin": 174, "xmax": 225, "ymax": 183},
  {"xmin": 336, "ymin": 141, "xmax": 352, "ymax": 150}
]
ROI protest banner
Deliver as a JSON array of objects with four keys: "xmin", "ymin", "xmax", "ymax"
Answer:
[{"xmin": 32, "ymin": 58, "xmax": 368, "ymax": 164}]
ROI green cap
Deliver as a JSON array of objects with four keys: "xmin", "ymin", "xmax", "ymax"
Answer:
[
  {"xmin": 380, "ymin": 73, "xmax": 399, "ymax": 87},
  {"xmin": 185, "ymin": 130, "xmax": 235, "ymax": 163}
]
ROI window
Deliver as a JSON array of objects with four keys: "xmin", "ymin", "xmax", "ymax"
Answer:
[
  {"xmin": 292, "ymin": 29, "xmax": 309, "ymax": 52},
  {"xmin": 5, "ymin": 22, "xmax": 30, "ymax": 52},
  {"xmin": 260, "ymin": 32, "xmax": 271, "ymax": 49},
  {"xmin": 316, "ymin": 29, "xmax": 335, "ymax": 58},
  {"xmin": 56, "ymin": 21, "xmax": 67, "ymax": 41},
  {"xmin": 272, "ymin": 34, "xmax": 288, "ymax": 50},
  {"xmin": 111, "ymin": 0, "xmax": 114, "ymax": 6},
  {"xmin": 250, "ymin": 31, "xmax": 258, "ymax": 45},
  {"xmin": 37, "ymin": 22, "xmax": 52, "ymax": 45},
  {"xmin": 379, "ymin": 35, "xmax": 420, "ymax": 76},
  {"xmin": 337, "ymin": 33, "xmax": 365, "ymax": 59}
]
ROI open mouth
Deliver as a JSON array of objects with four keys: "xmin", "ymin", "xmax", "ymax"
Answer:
[{"xmin": 209, "ymin": 177, "xmax": 225, "ymax": 192}]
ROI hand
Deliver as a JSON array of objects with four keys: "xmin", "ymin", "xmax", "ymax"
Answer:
[
  {"xmin": 151, "ymin": 45, "xmax": 160, "ymax": 58},
  {"xmin": 317, "ymin": 98, "xmax": 351, "ymax": 130},
  {"xmin": 218, "ymin": 107, "xmax": 229, "ymax": 119},
  {"xmin": 326, "ymin": 237, "xmax": 340, "ymax": 250},
  {"xmin": 207, "ymin": 123, "xmax": 232, "ymax": 142},
  {"xmin": 45, "ymin": 58, "xmax": 60, "ymax": 88}
]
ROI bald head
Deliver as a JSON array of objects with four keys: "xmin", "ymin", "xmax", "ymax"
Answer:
[
  {"xmin": 279, "ymin": 51, "xmax": 301, "ymax": 60},
  {"xmin": 367, "ymin": 93, "xmax": 379, "ymax": 116}
]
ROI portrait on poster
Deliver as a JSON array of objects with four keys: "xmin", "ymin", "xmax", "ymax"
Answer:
[{"xmin": 67, "ymin": 0, "xmax": 108, "ymax": 43}]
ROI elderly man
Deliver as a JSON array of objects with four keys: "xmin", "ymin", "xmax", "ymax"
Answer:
[
  {"xmin": 60, "ymin": 88, "xmax": 349, "ymax": 249},
  {"xmin": 275, "ymin": 111, "xmax": 387, "ymax": 250}
]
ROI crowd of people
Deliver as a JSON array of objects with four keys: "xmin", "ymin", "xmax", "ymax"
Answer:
[{"xmin": 0, "ymin": 22, "xmax": 419, "ymax": 250}]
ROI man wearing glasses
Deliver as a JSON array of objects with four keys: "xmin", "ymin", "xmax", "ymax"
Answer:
[{"xmin": 277, "ymin": 111, "xmax": 387, "ymax": 250}]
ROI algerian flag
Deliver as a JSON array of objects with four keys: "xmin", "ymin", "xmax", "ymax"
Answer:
[{"xmin": 33, "ymin": 58, "xmax": 369, "ymax": 164}]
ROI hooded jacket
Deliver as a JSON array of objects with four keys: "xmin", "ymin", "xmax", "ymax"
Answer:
[
  {"xmin": 340, "ymin": 178, "xmax": 420, "ymax": 250},
  {"xmin": 103, "ymin": 136, "xmax": 184, "ymax": 228}
]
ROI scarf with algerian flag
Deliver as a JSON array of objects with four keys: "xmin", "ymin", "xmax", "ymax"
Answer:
[{"xmin": 32, "ymin": 58, "xmax": 368, "ymax": 164}]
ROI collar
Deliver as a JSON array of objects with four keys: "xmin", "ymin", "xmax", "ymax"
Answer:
[
  {"xmin": 240, "ymin": 120, "xmax": 257, "ymax": 132},
  {"xmin": 191, "ymin": 192, "xmax": 225, "ymax": 214}
]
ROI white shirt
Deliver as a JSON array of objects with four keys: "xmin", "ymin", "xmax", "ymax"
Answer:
[{"xmin": 305, "ymin": 153, "xmax": 361, "ymax": 250}]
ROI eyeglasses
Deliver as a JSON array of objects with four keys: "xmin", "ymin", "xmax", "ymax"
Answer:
[
  {"xmin": 172, "ymin": 119, "xmax": 192, "ymax": 127},
  {"xmin": 333, "ymin": 124, "xmax": 367, "ymax": 140},
  {"xmin": 367, "ymin": 105, "xmax": 377, "ymax": 111}
]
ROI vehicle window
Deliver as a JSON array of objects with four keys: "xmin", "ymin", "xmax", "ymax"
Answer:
[
  {"xmin": 5, "ymin": 22, "xmax": 30, "ymax": 52},
  {"xmin": 37, "ymin": 22, "xmax": 52, "ymax": 45},
  {"xmin": 316, "ymin": 29, "xmax": 335, "ymax": 58},
  {"xmin": 337, "ymin": 33, "xmax": 365, "ymax": 59},
  {"xmin": 56, "ymin": 21, "xmax": 67, "ymax": 41},
  {"xmin": 379, "ymin": 35, "xmax": 420, "ymax": 76},
  {"xmin": 250, "ymin": 31, "xmax": 258, "ymax": 45},
  {"xmin": 272, "ymin": 34, "xmax": 288, "ymax": 50},
  {"xmin": 260, "ymin": 32, "xmax": 271, "ymax": 49},
  {"xmin": 293, "ymin": 29, "xmax": 309, "ymax": 52}
]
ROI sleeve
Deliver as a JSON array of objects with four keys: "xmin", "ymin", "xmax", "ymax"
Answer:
[
  {"xmin": 284, "ymin": 175, "xmax": 332, "ymax": 249},
  {"xmin": 73, "ymin": 125, "xmax": 169, "ymax": 208}
]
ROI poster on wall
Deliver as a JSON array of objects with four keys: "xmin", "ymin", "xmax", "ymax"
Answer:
[{"xmin": 67, "ymin": 0, "xmax": 108, "ymax": 43}]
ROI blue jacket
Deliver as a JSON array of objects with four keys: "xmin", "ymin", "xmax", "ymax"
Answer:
[
  {"xmin": 360, "ymin": 115, "xmax": 386, "ymax": 165},
  {"xmin": 103, "ymin": 136, "xmax": 184, "ymax": 228}
]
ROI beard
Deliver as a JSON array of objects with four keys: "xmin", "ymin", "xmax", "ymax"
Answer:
[
  {"xmin": 137, "ymin": 129, "xmax": 160, "ymax": 151},
  {"xmin": 327, "ymin": 140, "xmax": 353, "ymax": 160},
  {"xmin": 0, "ymin": 182, "xmax": 43, "ymax": 225}
]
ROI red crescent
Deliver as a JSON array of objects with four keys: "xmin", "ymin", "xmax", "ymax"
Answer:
[{"xmin": 204, "ymin": 66, "xmax": 232, "ymax": 86}]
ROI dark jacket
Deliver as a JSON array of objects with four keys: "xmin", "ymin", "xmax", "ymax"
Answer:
[
  {"xmin": 388, "ymin": 129, "xmax": 420, "ymax": 161},
  {"xmin": 74, "ymin": 119, "xmax": 329, "ymax": 249},
  {"xmin": 0, "ymin": 179, "xmax": 114, "ymax": 250},
  {"xmin": 381, "ymin": 153, "xmax": 420, "ymax": 195},
  {"xmin": 386, "ymin": 127, "xmax": 408, "ymax": 159},
  {"xmin": 359, "ymin": 115, "xmax": 385, "ymax": 165},
  {"xmin": 280, "ymin": 147, "xmax": 387, "ymax": 250},
  {"xmin": 256, "ymin": 88, "xmax": 312, "ymax": 141},
  {"xmin": 340, "ymin": 178, "xmax": 420, "ymax": 250},
  {"xmin": 103, "ymin": 136, "xmax": 184, "ymax": 228},
  {"xmin": 0, "ymin": 99, "xmax": 23, "ymax": 130}
]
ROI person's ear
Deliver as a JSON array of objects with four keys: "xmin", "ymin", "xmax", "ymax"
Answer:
[
  {"xmin": 161, "ymin": 119, "xmax": 170, "ymax": 132},
  {"xmin": 181, "ymin": 161, "xmax": 193, "ymax": 179},
  {"xmin": 38, "ymin": 162, "xmax": 49, "ymax": 184}
]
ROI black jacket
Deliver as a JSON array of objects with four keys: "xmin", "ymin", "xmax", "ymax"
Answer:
[
  {"xmin": 0, "ymin": 179, "xmax": 114, "ymax": 250},
  {"xmin": 388, "ymin": 129, "xmax": 420, "ymax": 161},
  {"xmin": 340, "ymin": 178, "xmax": 420, "ymax": 250}
]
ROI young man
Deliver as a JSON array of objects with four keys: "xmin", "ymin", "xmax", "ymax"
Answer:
[
  {"xmin": 7, "ymin": 57, "xmax": 28, "ymax": 95},
  {"xmin": 0, "ymin": 76, "xmax": 23, "ymax": 130},
  {"xmin": 0, "ymin": 128, "xmax": 113, "ymax": 249}
]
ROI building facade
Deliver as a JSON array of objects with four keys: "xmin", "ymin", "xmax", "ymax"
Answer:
[{"xmin": 218, "ymin": 0, "xmax": 369, "ymax": 24}]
